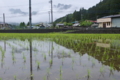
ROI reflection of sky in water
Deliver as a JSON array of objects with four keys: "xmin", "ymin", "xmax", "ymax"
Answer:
[{"xmin": 0, "ymin": 39, "xmax": 120, "ymax": 80}]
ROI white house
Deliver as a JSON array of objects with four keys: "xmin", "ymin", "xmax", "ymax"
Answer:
[
  {"xmin": 73, "ymin": 23, "xmax": 80, "ymax": 26},
  {"xmin": 56, "ymin": 23, "xmax": 64, "ymax": 28},
  {"xmin": 97, "ymin": 14, "xmax": 120, "ymax": 28}
]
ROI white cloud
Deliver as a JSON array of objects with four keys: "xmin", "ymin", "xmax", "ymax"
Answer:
[{"xmin": 0, "ymin": 0, "xmax": 100, "ymax": 23}]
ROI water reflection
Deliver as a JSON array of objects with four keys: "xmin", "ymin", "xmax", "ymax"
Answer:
[
  {"xmin": 29, "ymin": 39, "xmax": 33, "ymax": 80},
  {"xmin": 55, "ymin": 39, "xmax": 120, "ymax": 71},
  {"xmin": 50, "ymin": 41, "xmax": 53, "ymax": 68},
  {"xmin": 4, "ymin": 40, "xmax": 6, "ymax": 51},
  {"xmin": 0, "ymin": 38, "xmax": 120, "ymax": 80},
  {"xmin": 96, "ymin": 42, "xmax": 110, "ymax": 48}
]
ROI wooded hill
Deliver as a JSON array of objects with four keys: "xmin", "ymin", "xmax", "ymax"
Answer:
[{"xmin": 54, "ymin": 0, "xmax": 120, "ymax": 24}]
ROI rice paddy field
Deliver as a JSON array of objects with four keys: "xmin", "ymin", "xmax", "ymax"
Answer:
[{"xmin": 0, "ymin": 33, "xmax": 120, "ymax": 80}]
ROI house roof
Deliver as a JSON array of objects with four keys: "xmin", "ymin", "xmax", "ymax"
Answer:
[
  {"xmin": 86, "ymin": 20, "xmax": 97, "ymax": 23},
  {"xmin": 73, "ymin": 23, "xmax": 79, "ymax": 26},
  {"xmin": 100, "ymin": 14, "xmax": 120, "ymax": 19},
  {"xmin": 56, "ymin": 23, "xmax": 64, "ymax": 26}
]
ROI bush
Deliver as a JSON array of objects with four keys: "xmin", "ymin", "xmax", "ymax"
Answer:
[
  {"xmin": 80, "ymin": 20, "xmax": 93, "ymax": 27},
  {"xmin": 63, "ymin": 22, "xmax": 72, "ymax": 26}
]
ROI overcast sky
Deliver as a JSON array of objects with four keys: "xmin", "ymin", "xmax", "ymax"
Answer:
[{"xmin": 0, "ymin": 0, "xmax": 100, "ymax": 23}]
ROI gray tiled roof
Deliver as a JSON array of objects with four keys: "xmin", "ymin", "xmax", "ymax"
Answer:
[{"xmin": 101, "ymin": 14, "xmax": 120, "ymax": 18}]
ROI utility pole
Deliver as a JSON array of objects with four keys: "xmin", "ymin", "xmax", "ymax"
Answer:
[
  {"xmin": 3, "ymin": 13, "xmax": 5, "ymax": 28},
  {"xmin": 49, "ymin": 0, "xmax": 53, "ymax": 25},
  {"xmin": 48, "ymin": 11, "xmax": 51, "ymax": 23},
  {"xmin": 29, "ymin": 0, "xmax": 32, "ymax": 29}
]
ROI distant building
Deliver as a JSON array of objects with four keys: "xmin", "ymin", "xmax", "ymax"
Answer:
[
  {"xmin": 72, "ymin": 21, "xmax": 80, "ymax": 27},
  {"xmin": 97, "ymin": 14, "xmax": 120, "ymax": 28},
  {"xmin": 0, "ymin": 22, "xmax": 11, "ymax": 29},
  {"xmin": 72, "ymin": 21, "xmax": 79, "ymax": 24},
  {"xmin": 73, "ymin": 23, "xmax": 80, "ymax": 27},
  {"xmin": 56, "ymin": 23, "xmax": 64, "ymax": 28}
]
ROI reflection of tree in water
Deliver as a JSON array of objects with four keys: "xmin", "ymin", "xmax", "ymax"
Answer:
[{"xmin": 55, "ymin": 39, "xmax": 120, "ymax": 71}]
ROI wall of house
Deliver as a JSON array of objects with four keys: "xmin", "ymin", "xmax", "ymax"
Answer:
[
  {"xmin": 106, "ymin": 22, "xmax": 111, "ymax": 28},
  {"xmin": 98, "ymin": 23, "xmax": 103, "ymax": 28},
  {"xmin": 98, "ymin": 22, "xmax": 111, "ymax": 28},
  {"xmin": 97, "ymin": 18, "xmax": 112, "ymax": 28},
  {"xmin": 112, "ymin": 18, "xmax": 120, "ymax": 27},
  {"xmin": 97, "ymin": 18, "xmax": 111, "ymax": 22}
]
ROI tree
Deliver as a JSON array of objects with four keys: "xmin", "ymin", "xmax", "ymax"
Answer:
[
  {"xmin": 23, "ymin": 22, "xmax": 25, "ymax": 27},
  {"xmin": 66, "ymin": 15, "xmax": 69, "ymax": 23},
  {"xmin": 72, "ymin": 10, "xmax": 77, "ymax": 21},
  {"xmin": 63, "ymin": 22, "xmax": 67, "ymax": 26},
  {"xmin": 27, "ymin": 22, "xmax": 30, "ymax": 26},
  {"xmin": 19, "ymin": 22, "xmax": 26, "ymax": 29},
  {"xmin": 67, "ymin": 23, "xmax": 73, "ymax": 26},
  {"xmin": 80, "ymin": 20, "xmax": 93, "ymax": 27}
]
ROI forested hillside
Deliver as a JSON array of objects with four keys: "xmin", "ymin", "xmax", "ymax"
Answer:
[{"xmin": 54, "ymin": 0, "xmax": 120, "ymax": 24}]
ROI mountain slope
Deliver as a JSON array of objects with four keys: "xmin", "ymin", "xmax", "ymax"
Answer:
[{"xmin": 54, "ymin": 0, "xmax": 120, "ymax": 24}]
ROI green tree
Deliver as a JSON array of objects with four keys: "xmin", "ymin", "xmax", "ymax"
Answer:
[
  {"xmin": 80, "ymin": 20, "xmax": 93, "ymax": 27},
  {"xmin": 19, "ymin": 22, "xmax": 26, "ymax": 29},
  {"xmin": 27, "ymin": 22, "xmax": 30, "ymax": 26},
  {"xmin": 66, "ymin": 15, "xmax": 69, "ymax": 23},
  {"xmin": 67, "ymin": 23, "xmax": 73, "ymax": 26}
]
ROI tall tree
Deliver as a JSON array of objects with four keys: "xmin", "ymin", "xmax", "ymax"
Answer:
[{"xmin": 27, "ymin": 22, "xmax": 30, "ymax": 26}]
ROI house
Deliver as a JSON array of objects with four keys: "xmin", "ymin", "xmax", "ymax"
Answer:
[
  {"xmin": 73, "ymin": 23, "xmax": 80, "ymax": 27},
  {"xmin": 0, "ymin": 22, "xmax": 11, "ymax": 29},
  {"xmin": 97, "ymin": 14, "xmax": 120, "ymax": 28},
  {"xmin": 56, "ymin": 23, "xmax": 64, "ymax": 28},
  {"xmin": 72, "ymin": 21, "xmax": 79, "ymax": 24}
]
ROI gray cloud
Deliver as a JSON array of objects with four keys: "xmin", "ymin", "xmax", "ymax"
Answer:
[
  {"xmin": 9, "ymin": 9, "xmax": 28, "ymax": 15},
  {"xmin": 32, "ymin": 11, "xmax": 38, "ymax": 15},
  {"xmin": 54, "ymin": 3, "xmax": 72, "ymax": 10},
  {"xmin": 9, "ymin": 8, "xmax": 38, "ymax": 15}
]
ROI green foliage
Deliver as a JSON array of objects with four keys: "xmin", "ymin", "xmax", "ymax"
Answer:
[
  {"xmin": 27, "ymin": 22, "xmax": 29, "ymax": 26},
  {"xmin": 67, "ymin": 23, "xmax": 73, "ymax": 26},
  {"xmin": 63, "ymin": 22, "xmax": 73, "ymax": 26},
  {"xmin": 63, "ymin": 22, "xmax": 67, "ymax": 26},
  {"xmin": 80, "ymin": 20, "xmax": 93, "ymax": 27},
  {"xmin": 54, "ymin": 14, "xmax": 73, "ymax": 24},
  {"xmin": 19, "ymin": 22, "xmax": 26, "ymax": 29}
]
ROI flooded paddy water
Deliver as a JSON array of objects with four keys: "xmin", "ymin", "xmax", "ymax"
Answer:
[{"xmin": 0, "ymin": 34, "xmax": 120, "ymax": 80}]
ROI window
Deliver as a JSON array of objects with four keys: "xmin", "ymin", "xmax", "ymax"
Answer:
[{"xmin": 107, "ymin": 22, "xmax": 110, "ymax": 26}]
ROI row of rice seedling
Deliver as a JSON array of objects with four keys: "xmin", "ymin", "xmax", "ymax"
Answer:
[{"xmin": 0, "ymin": 33, "xmax": 120, "ymax": 80}]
